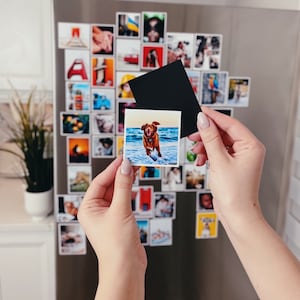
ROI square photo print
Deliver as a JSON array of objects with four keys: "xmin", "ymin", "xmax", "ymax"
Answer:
[
  {"xmin": 91, "ymin": 24, "xmax": 115, "ymax": 55},
  {"xmin": 117, "ymin": 101, "xmax": 137, "ymax": 134},
  {"xmin": 116, "ymin": 39, "xmax": 141, "ymax": 71},
  {"xmin": 154, "ymin": 192, "xmax": 176, "ymax": 219},
  {"xmin": 67, "ymin": 165, "xmax": 92, "ymax": 194},
  {"xmin": 65, "ymin": 50, "xmax": 90, "ymax": 81},
  {"xmin": 92, "ymin": 88, "xmax": 115, "ymax": 111},
  {"xmin": 91, "ymin": 56, "xmax": 115, "ymax": 87},
  {"xmin": 185, "ymin": 70, "xmax": 201, "ymax": 99},
  {"xmin": 123, "ymin": 109, "xmax": 181, "ymax": 166},
  {"xmin": 150, "ymin": 218, "xmax": 173, "ymax": 246},
  {"xmin": 141, "ymin": 45, "xmax": 165, "ymax": 70},
  {"xmin": 184, "ymin": 164, "xmax": 207, "ymax": 190},
  {"xmin": 161, "ymin": 165, "xmax": 184, "ymax": 192},
  {"xmin": 195, "ymin": 212, "xmax": 218, "ymax": 239},
  {"xmin": 142, "ymin": 12, "xmax": 167, "ymax": 44},
  {"xmin": 92, "ymin": 112, "xmax": 115, "ymax": 134},
  {"xmin": 116, "ymin": 12, "xmax": 140, "ymax": 38},
  {"xmin": 58, "ymin": 223, "xmax": 87, "ymax": 255},
  {"xmin": 56, "ymin": 194, "xmax": 83, "ymax": 222},
  {"xmin": 196, "ymin": 191, "xmax": 214, "ymax": 211},
  {"xmin": 116, "ymin": 71, "xmax": 144, "ymax": 99},
  {"xmin": 200, "ymin": 71, "xmax": 228, "ymax": 105},
  {"xmin": 193, "ymin": 34, "xmax": 222, "ymax": 70},
  {"xmin": 131, "ymin": 185, "xmax": 154, "ymax": 219},
  {"xmin": 228, "ymin": 77, "xmax": 251, "ymax": 107},
  {"xmin": 139, "ymin": 166, "xmax": 161, "ymax": 180},
  {"xmin": 67, "ymin": 136, "xmax": 90, "ymax": 164},
  {"xmin": 167, "ymin": 32, "xmax": 194, "ymax": 68},
  {"xmin": 185, "ymin": 138, "xmax": 198, "ymax": 164},
  {"xmin": 92, "ymin": 135, "xmax": 115, "ymax": 158},
  {"xmin": 58, "ymin": 22, "xmax": 90, "ymax": 49},
  {"xmin": 66, "ymin": 81, "xmax": 91, "ymax": 111},
  {"xmin": 60, "ymin": 112, "xmax": 90, "ymax": 135},
  {"xmin": 136, "ymin": 219, "xmax": 150, "ymax": 246}
]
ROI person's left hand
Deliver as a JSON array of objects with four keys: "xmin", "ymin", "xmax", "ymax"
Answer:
[{"xmin": 78, "ymin": 156, "xmax": 147, "ymax": 274}]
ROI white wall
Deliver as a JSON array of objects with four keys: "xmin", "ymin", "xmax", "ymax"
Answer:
[
  {"xmin": 121, "ymin": 0, "xmax": 300, "ymax": 11},
  {"xmin": 0, "ymin": 0, "xmax": 53, "ymax": 95}
]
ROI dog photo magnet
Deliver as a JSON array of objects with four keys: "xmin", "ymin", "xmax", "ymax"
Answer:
[{"xmin": 123, "ymin": 108, "xmax": 181, "ymax": 166}]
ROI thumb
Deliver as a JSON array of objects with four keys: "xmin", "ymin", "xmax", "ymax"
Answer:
[
  {"xmin": 110, "ymin": 158, "xmax": 134, "ymax": 215},
  {"xmin": 197, "ymin": 112, "xmax": 228, "ymax": 163}
]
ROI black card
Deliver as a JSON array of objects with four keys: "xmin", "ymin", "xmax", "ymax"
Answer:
[{"xmin": 128, "ymin": 60, "xmax": 201, "ymax": 138}]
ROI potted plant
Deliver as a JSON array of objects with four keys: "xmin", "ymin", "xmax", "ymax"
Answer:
[{"xmin": 0, "ymin": 82, "xmax": 53, "ymax": 220}]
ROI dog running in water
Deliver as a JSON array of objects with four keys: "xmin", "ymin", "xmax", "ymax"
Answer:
[{"xmin": 141, "ymin": 121, "xmax": 162, "ymax": 159}]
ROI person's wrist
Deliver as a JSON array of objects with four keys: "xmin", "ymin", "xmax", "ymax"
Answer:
[
  {"xmin": 98, "ymin": 249, "xmax": 147, "ymax": 282},
  {"xmin": 97, "ymin": 259, "xmax": 146, "ymax": 300},
  {"xmin": 218, "ymin": 198, "xmax": 264, "ymax": 238}
]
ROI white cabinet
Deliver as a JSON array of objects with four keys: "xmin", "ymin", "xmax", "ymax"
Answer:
[
  {"xmin": 0, "ymin": 224, "xmax": 55, "ymax": 300},
  {"xmin": 0, "ymin": 0, "xmax": 55, "ymax": 297},
  {"xmin": 0, "ymin": 178, "xmax": 55, "ymax": 300}
]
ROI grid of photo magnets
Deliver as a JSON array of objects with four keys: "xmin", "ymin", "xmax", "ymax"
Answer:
[{"xmin": 56, "ymin": 11, "xmax": 251, "ymax": 253}]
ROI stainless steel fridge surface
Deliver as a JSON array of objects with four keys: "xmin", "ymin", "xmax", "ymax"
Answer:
[{"xmin": 53, "ymin": 1, "xmax": 300, "ymax": 299}]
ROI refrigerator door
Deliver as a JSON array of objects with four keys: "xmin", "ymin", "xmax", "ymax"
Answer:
[{"xmin": 53, "ymin": 1, "xmax": 299, "ymax": 299}]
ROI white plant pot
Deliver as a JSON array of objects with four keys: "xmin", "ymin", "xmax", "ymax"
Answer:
[{"xmin": 24, "ymin": 188, "xmax": 53, "ymax": 221}]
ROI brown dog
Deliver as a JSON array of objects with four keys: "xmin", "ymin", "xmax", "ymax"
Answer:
[{"xmin": 141, "ymin": 121, "xmax": 162, "ymax": 158}]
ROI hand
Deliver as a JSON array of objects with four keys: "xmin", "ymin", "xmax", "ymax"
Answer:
[
  {"xmin": 92, "ymin": 26, "xmax": 113, "ymax": 54},
  {"xmin": 189, "ymin": 106, "xmax": 266, "ymax": 226},
  {"xmin": 189, "ymin": 107, "xmax": 300, "ymax": 300},
  {"xmin": 78, "ymin": 157, "xmax": 147, "ymax": 300}
]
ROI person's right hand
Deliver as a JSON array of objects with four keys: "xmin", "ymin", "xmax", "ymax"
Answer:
[
  {"xmin": 190, "ymin": 107, "xmax": 300, "ymax": 300},
  {"xmin": 189, "ymin": 106, "xmax": 266, "ymax": 227}
]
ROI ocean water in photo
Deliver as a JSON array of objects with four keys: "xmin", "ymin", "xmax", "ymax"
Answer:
[{"xmin": 125, "ymin": 127, "xmax": 179, "ymax": 166}]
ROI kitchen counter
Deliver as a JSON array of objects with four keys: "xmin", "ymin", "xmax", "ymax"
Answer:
[{"xmin": 0, "ymin": 176, "xmax": 55, "ymax": 228}]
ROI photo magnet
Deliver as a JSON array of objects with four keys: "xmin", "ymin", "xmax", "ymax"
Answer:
[{"xmin": 128, "ymin": 60, "xmax": 201, "ymax": 137}]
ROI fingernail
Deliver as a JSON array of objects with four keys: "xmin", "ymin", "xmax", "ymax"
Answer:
[
  {"xmin": 190, "ymin": 144, "xmax": 197, "ymax": 153},
  {"xmin": 121, "ymin": 158, "xmax": 132, "ymax": 175},
  {"xmin": 195, "ymin": 155, "xmax": 203, "ymax": 166},
  {"xmin": 197, "ymin": 112, "xmax": 210, "ymax": 129}
]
